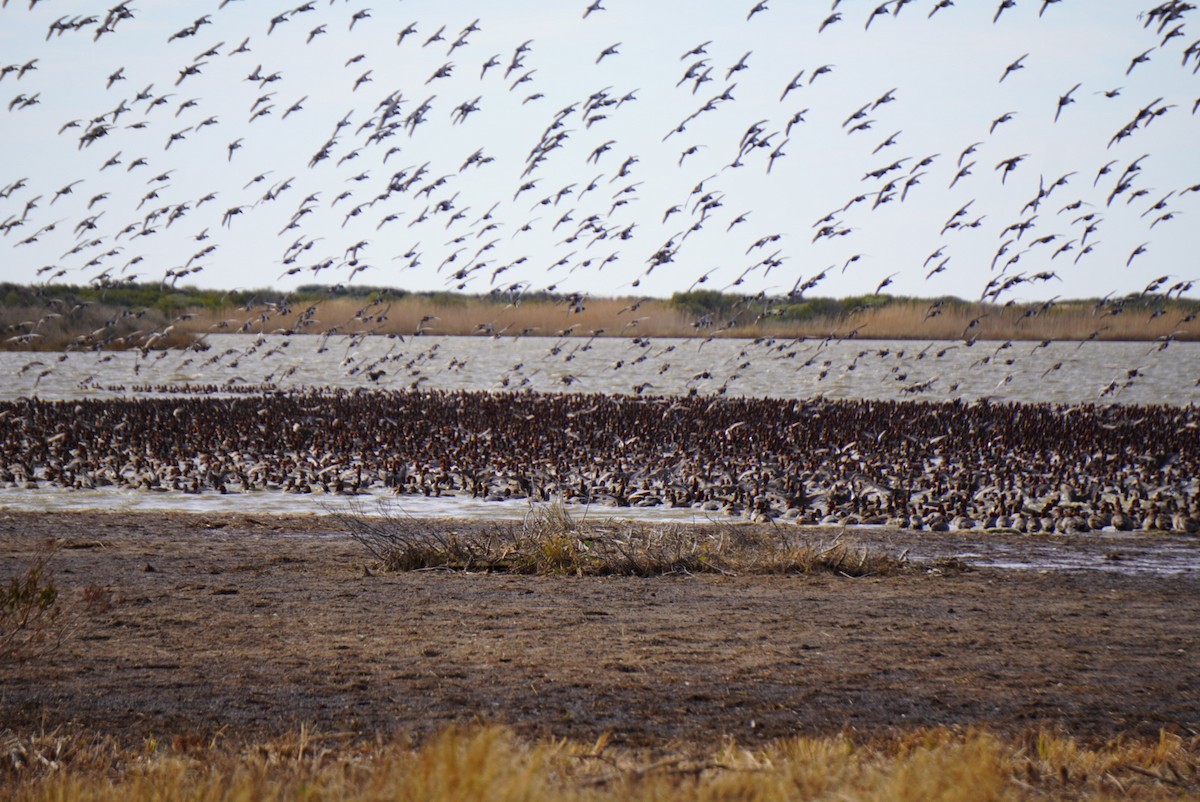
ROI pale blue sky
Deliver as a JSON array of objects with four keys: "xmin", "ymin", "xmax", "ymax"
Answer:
[{"xmin": 1, "ymin": 1, "xmax": 1196, "ymax": 304}]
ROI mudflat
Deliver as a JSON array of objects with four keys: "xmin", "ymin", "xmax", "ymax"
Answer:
[{"xmin": 2, "ymin": 510, "xmax": 1197, "ymax": 747}]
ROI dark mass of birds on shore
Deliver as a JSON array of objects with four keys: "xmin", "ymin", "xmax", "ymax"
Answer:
[{"xmin": 3, "ymin": 391, "xmax": 1199, "ymax": 532}]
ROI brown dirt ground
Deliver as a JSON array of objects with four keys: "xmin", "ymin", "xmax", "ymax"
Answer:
[{"xmin": 2, "ymin": 510, "xmax": 1198, "ymax": 748}]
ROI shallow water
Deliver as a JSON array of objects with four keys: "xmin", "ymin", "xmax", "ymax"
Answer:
[
  {"xmin": 856, "ymin": 530, "xmax": 1200, "ymax": 577},
  {"xmin": 4, "ymin": 334, "xmax": 1198, "ymax": 406},
  {"xmin": 0, "ymin": 484, "xmax": 711, "ymax": 524}
]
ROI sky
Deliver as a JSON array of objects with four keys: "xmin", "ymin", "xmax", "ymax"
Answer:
[{"xmin": 1, "ymin": 0, "xmax": 1197, "ymax": 305}]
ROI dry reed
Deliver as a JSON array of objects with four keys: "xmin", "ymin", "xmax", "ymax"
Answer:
[
  {"xmin": 5, "ymin": 284, "xmax": 1197, "ymax": 351},
  {"xmin": 0, "ymin": 302, "xmax": 187, "ymax": 351},
  {"xmin": 180, "ymin": 295, "xmax": 1200, "ymax": 343},
  {"xmin": 183, "ymin": 294, "xmax": 705, "ymax": 339}
]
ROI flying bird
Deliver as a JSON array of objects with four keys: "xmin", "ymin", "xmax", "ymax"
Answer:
[
  {"xmin": 928, "ymin": 0, "xmax": 954, "ymax": 19},
  {"xmin": 819, "ymin": 13, "xmax": 841, "ymax": 33},
  {"xmin": 865, "ymin": 4, "xmax": 890, "ymax": 30},
  {"xmin": 780, "ymin": 70, "xmax": 804, "ymax": 101},
  {"xmin": 1127, "ymin": 48, "xmax": 1152, "ymax": 75},
  {"xmin": 999, "ymin": 53, "xmax": 1027, "ymax": 82},
  {"xmin": 1126, "ymin": 242, "xmax": 1149, "ymax": 267},
  {"xmin": 596, "ymin": 43, "xmax": 620, "ymax": 64},
  {"xmin": 1054, "ymin": 82, "xmax": 1081, "ymax": 122}
]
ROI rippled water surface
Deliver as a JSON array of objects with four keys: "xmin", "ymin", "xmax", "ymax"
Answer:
[{"xmin": 4, "ymin": 334, "xmax": 1199, "ymax": 405}]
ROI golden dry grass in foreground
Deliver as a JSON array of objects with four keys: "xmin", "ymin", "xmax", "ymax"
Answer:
[{"xmin": 3, "ymin": 726, "xmax": 1198, "ymax": 801}]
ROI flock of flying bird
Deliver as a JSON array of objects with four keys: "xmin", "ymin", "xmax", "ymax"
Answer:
[
  {"xmin": 1, "ymin": 2, "xmax": 1196, "ymax": 314},
  {"xmin": 0, "ymin": 3, "xmax": 1196, "ymax": 392}
]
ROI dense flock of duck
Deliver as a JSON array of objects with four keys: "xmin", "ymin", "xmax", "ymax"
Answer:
[{"xmin": 3, "ymin": 389, "xmax": 1198, "ymax": 533}]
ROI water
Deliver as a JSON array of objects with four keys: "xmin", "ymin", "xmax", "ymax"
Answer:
[
  {"xmin": 864, "ymin": 531, "xmax": 1200, "ymax": 577},
  {"xmin": 4, "ymin": 334, "xmax": 1198, "ymax": 406},
  {"xmin": 0, "ymin": 483, "xmax": 713, "ymax": 524}
]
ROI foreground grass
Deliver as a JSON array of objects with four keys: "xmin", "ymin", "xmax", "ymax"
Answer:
[
  {"xmin": 337, "ymin": 504, "xmax": 912, "ymax": 577},
  {"xmin": 4, "ymin": 725, "xmax": 1198, "ymax": 800}
]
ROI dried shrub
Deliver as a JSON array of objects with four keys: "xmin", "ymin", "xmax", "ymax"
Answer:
[
  {"xmin": 332, "ymin": 499, "xmax": 490, "ymax": 571},
  {"xmin": 0, "ymin": 542, "xmax": 71, "ymax": 665}
]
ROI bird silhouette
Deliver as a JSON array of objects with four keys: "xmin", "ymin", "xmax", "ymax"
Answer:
[{"xmin": 1054, "ymin": 82, "xmax": 1081, "ymax": 122}]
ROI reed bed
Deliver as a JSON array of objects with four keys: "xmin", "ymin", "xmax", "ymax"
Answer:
[
  {"xmin": 182, "ymin": 295, "xmax": 1200, "ymax": 343},
  {"xmin": 4, "ymin": 282, "xmax": 1198, "ymax": 350},
  {"xmin": 3, "ymin": 725, "xmax": 1197, "ymax": 800},
  {"xmin": 0, "ymin": 301, "xmax": 187, "ymax": 351},
  {"xmin": 183, "ymin": 294, "xmax": 705, "ymax": 339},
  {"xmin": 336, "ymin": 502, "xmax": 909, "ymax": 577},
  {"xmin": 846, "ymin": 299, "xmax": 1197, "ymax": 342}
]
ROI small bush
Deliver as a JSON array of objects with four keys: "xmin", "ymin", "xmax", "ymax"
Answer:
[{"xmin": 1, "ymin": 542, "xmax": 70, "ymax": 665}]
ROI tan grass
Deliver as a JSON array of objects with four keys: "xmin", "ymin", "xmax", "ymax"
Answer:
[
  {"xmin": 4, "ymin": 285, "xmax": 1198, "ymax": 350},
  {"xmin": 0, "ymin": 302, "xmax": 184, "ymax": 351},
  {"xmin": 3, "ymin": 725, "xmax": 1198, "ymax": 800},
  {"xmin": 850, "ymin": 299, "xmax": 1195, "ymax": 342},
  {"xmin": 159, "ymin": 294, "xmax": 1200, "ymax": 344},
  {"xmin": 335, "ymin": 501, "xmax": 910, "ymax": 577},
  {"xmin": 183, "ymin": 294, "xmax": 704, "ymax": 339}
]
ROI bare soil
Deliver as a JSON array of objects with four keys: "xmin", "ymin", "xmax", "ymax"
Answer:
[{"xmin": 2, "ymin": 510, "xmax": 1198, "ymax": 747}]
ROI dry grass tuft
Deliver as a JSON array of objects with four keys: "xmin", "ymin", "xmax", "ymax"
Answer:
[
  {"xmin": 747, "ymin": 536, "xmax": 912, "ymax": 578},
  {"xmin": 3, "ymin": 725, "xmax": 1199, "ymax": 800},
  {"xmin": 335, "ymin": 501, "xmax": 909, "ymax": 577}
]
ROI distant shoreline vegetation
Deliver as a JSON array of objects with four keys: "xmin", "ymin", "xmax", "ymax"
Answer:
[{"xmin": 2, "ymin": 281, "xmax": 1197, "ymax": 351}]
